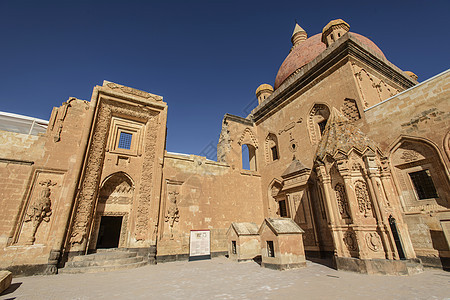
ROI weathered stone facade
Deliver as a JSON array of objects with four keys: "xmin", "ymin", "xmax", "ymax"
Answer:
[{"xmin": 0, "ymin": 18, "xmax": 448, "ymax": 275}]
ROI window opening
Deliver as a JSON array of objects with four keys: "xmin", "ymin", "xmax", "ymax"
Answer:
[
  {"xmin": 267, "ymin": 241, "xmax": 275, "ymax": 257},
  {"xmin": 118, "ymin": 132, "xmax": 132, "ymax": 150},
  {"xmin": 318, "ymin": 120, "xmax": 327, "ymax": 135},
  {"xmin": 231, "ymin": 241, "xmax": 237, "ymax": 254},
  {"xmin": 389, "ymin": 216, "xmax": 406, "ymax": 260},
  {"xmin": 271, "ymin": 146, "xmax": 279, "ymax": 161},
  {"xmin": 409, "ymin": 170, "xmax": 438, "ymax": 199},
  {"xmin": 279, "ymin": 200, "xmax": 288, "ymax": 217}
]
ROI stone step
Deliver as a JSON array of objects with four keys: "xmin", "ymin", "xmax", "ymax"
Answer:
[
  {"xmin": 59, "ymin": 261, "xmax": 147, "ymax": 274},
  {"xmin": 65, "ymin": 256, "xmax": 144, "ymax": 268},
  {"xmin": 70, "ymin": 251, "xmax": 137, "ymax": 262}
]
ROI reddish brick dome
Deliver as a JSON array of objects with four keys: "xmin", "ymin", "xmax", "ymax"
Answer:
[{"xmin": 274, "ymin": 32, "xmax": 385, "ymax": 89}]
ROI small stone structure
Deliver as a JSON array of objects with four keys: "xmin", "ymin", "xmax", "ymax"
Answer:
[
  {"xmin": 227, "ymin": 222, "xmax": 260, "ymax": 262},
  {"xmin": 0, "ymin": 270, "xmax": 12, "ymax": 294},
  {"xmin": 259, "ymin": 218, "xmax": 306, "ymax": 270}
]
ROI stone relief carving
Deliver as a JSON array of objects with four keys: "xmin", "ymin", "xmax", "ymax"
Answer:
[
  {"xmin": 343, "ymin": 231, "xmax": 358, "ymax": 251},
  {"xmin": 334, "ymin": 183, "xmax": 350, "ymax": 219},
  {"xmin": 237, "ymin": 127, "xmax": 259, "ymax": 148},
  {"xmin": 99, "ymin": 173, "xmax": 134, "ymax": 205},
  {"xmin": 24, "ymin": 179, "xmax": 56, "ymax": 245},
  {"xmin": 365, "ymin": 232, "xmax": 382, "ymax": 252},
  {"xmin": 50, "ymin": 100, "xmax": 71, "ymax": 143},
  {"xmin": 106, "ymin": 82, "xmax": 163, "ymax": 101},
  {"xmin": 165, "ymin": 191, "xmax": 180, "ymax": 239},
  {"xmin": 355, "ymin": 180, "xmax": 372, "ymax": 217},
  {"xmin": 69, "ymin": 99, "xmax": 158, "ymax": 246},
  {"xmin": 352, "ymin": 63, "xmax": 399, "ymax": 107},
  {"xmin": 400, "ymin": 107, "xmax": 446, "ymax": 132},
  {"xmin": 278, "ymin": 118, "xmax": 302, "ymax": 135},
  {"xmin": 341, "ymin": 99, "xmax": 361, "ymax": 121},
  {"xmin": 399, "ymin": 149, "xmax": 423, "ymax": 163}
]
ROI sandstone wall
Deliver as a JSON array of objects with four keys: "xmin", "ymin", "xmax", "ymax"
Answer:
[
  {"xmin": 363, "ymin": 70, "xmax": 450, "ymax": 266},
  {"xmin": 157, "ymin": 153, "xmax": 264, "ymax": 258}
]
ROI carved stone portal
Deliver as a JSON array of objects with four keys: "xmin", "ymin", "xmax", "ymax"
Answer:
[
  {"xmin": 24, "ymin": 180, "xmax": 56, "ymax": 245},
  {"xmin": 165, "ymin": 191, "xmax": 180, "ymax": 239}
]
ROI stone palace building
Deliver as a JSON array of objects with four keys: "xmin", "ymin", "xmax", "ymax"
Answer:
[{"xmin": 0, "ymin": 19, "xmax": 449, "ymax": 275}]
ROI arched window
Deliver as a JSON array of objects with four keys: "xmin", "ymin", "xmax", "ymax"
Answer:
[
  {"xmin": 242, "ymin": 144, "xmax": 257, "ymax": 171},
  {"xmin": 308, "ymin": 104, "xmax": 330, "ymax": 144},
  {"xmin": 265, "ymin": 133, "xmax": 279, "ymax": 163},
  {"xmin": 391, "ymin": 138, "xmax": 449, "ymax": 208}
]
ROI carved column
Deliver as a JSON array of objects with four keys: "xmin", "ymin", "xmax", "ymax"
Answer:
[
  {"xmin": 316, "ymin": 163, "xmax": 345, "ymax": 257},
  {"xmin": 336, "ymin": 157, "xmax": 367, "ymax": 258},
  {"xmin": 363, "ymin": 154, "xmax": 395, "ymax": 259}
]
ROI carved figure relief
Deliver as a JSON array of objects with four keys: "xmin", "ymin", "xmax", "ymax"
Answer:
[
  {"xmin": 365, "ymin": 232, "xmax": 382, "ymax": 252},
  {"xmin": 343, "ymin": 231, "xmax": 358, "ymax": 251},
  {"xmin": 165, "ymin": 191, "xmax": 180, "ymax": 239},
  {"xmin": 334, "ymin": 183, "xmax": 350, "ymax": 219},
  {"xmin": 355, "ymin": 180, "xmax": 372, "ymax": 217},
  {"xmin": 24, "ymin": 180, "xmax": 56, "ymax": 245}
]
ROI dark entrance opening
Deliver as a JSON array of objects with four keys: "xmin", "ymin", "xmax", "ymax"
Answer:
[
  {"xmin": 389, "ymin": 216, "xmax": 406, "ymax": 260},
  {"xmin": 96, "ymin": 216, "xmax": 123, "ymax": 249}
]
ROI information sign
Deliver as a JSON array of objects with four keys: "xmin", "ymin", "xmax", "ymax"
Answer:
[{"xmin": 189, "ymin": 230, "xmax": 211, "ymax": 261}]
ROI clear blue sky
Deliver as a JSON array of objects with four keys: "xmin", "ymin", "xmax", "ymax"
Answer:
[{"xmin": 1, "ymin": 0, "xmax": 449, "ymax": 158}]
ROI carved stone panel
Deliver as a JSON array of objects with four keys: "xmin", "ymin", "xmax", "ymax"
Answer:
[
  {"xmin": 17, "ymin": 171, "xmax": 64, "ymax": 245},
  {"xmin": 355, "ymin": 180, "xmax": 372, "ymax": 218},
  {"xmin": 335, "ymin": 183, "xmax": 350, "ymax": 219},
  {"xmin": 365, "ymin": 232, "xmax": 382, "ymax": 252}
]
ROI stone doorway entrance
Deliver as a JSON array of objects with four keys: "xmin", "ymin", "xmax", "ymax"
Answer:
[
  {"xmin": 96, "ymin": 216, "xmax": 123, "ymax": 249},
  {"xmin": 389, "ymin": 216, "xmax": 406, "ymax": 260}
]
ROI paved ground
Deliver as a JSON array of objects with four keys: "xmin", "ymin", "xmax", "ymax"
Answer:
[{"xmin": 1, "ymin": 257, "xmax": 449, "ymax": 300}]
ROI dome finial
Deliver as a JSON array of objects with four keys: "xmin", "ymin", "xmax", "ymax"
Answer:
[{"xmin": 291, "ymin": 21, "xmax": 307, "ymax": 47}]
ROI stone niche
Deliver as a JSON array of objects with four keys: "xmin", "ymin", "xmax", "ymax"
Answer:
[
  {"xmin": 227, "ymin": 222, "xmax": 260, "ymax": 262},
  {"xmin": 258, "ymin": 218, "xmax": 306, "ymax": 270}
]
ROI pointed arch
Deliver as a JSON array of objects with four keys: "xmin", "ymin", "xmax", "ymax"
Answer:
[
  {"xmin": 308, "ymin": 103, "xmax": 330, "ymax": 145},
  {"xmin": 265, "ymin": 132, "xmax": 280, "ymax": 163},
  {"xmin": 388, "ymin": 135, "xmax": 449, "ymax": 208}
]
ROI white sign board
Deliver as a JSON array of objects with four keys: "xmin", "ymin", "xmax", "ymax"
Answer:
[{"xmin": 189, "ymin": 230, "xmax": 211, "ymax": 260}]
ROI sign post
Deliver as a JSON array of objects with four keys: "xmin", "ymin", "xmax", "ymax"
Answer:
[{"xmin": 189, "ymin": 230, "xmax": 211, "ymax": 261}]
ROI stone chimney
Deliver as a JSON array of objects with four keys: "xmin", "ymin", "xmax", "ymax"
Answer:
[{"xmin": 321, "ymin": 19, "xmax": 350, "ymax": 47}]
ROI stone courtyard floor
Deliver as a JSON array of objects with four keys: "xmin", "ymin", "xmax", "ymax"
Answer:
[{"xmin": 1, "ymin": 257, "xmax": 449, "ymax": 300}]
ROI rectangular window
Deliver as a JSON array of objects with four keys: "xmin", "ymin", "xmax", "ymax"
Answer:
[
  {"xmin": 279, "ymin": 200, "xmax": 288, "ymax": 217},
  {"xmin": 409, "ymin": 169, "xmax": 438, "ymax": 200},
  {"xmin": 267, "ymin": 241, "xmax": 275, "ymax": 257},
  {"xmin": 271, "ymin": 146, "xmax": 279, "ymax": 161},
  {"xmin": 118, "ymin": 132, "xmax": 132, "ymax": 150},
  {"xmin": 231, "ymin": 241, "xmax": 237, "ymax": 254}
]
